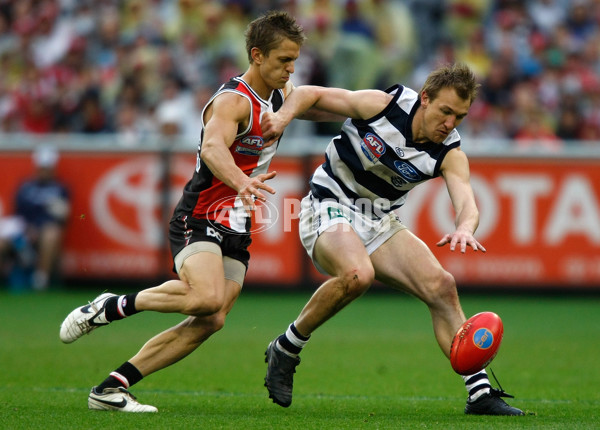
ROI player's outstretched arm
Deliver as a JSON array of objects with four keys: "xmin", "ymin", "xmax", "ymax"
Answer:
[
  {"xmin": 261, "ymin": 85, "xmax": 391, "ymax": 144},
  {"xmin": 437, "ymin": 148, "xmax": 486, "ymax": 253}
]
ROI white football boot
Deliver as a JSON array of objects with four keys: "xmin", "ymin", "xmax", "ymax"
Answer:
[
  {"xmin": 59, "ymin": 293, "xmax": 116, "ymax": 343},
  {"xmin": 88, "ymin": 387, "xmax": 158, "ymax": 413}
]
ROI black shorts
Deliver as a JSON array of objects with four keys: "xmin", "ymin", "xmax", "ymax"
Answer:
[{"xmin": 169, "ymin": 215, "xmax": 252, "ymax": 274}]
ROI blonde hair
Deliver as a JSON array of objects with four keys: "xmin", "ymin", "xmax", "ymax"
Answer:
[{"xmin": 420, "ymin": 63, "xmax": 480, "ymax": 104}]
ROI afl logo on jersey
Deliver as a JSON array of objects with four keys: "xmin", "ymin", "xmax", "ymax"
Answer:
[
  {"xmin": 393, "ymin": 160, "xmax": 421, "ymax": 182},
  {"xmin": 236, "ymin": 136, "xmax": 264, "ymax": 156},
  {"xmin": 360, "ymin": 132, "xmax": 386, "ymax": 163}
]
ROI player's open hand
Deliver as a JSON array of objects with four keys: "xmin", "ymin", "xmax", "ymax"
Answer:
[
  {"xmin": 261, "ymin": 112, "xmax": 286, "ymax": 147},
  {"xmin": 238, "ymin": 171, "xmax": 277, "ymax": 213},
  {"xmin": 436, "ymin": 230, "xmax": 486, "ymax": 253}
]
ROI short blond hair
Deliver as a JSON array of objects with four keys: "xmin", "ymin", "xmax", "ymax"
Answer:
[{"xmin": 420, "ymin": 63, "xmax": 480, "ymax": 105}]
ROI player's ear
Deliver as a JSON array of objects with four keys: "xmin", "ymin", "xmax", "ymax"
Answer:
[
  {"xmin": 420, "ymin": 91, "xmax": 430, "ymax": 108},
  {"xmin": 251, "ymin": 47, "xmax": 264, "ymax": 64}
]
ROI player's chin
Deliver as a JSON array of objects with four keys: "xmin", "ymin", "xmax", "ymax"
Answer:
[
  {"xmin": 435, "ymin": 133, "xmax": 448, "ymax": 143},
  {"xmin": 427, "ymin": 133, "xmax": 445, "ymax": 144},
  {"xmin": 271, "ymin": 78, "xmax": 288, "ymax": 89}
]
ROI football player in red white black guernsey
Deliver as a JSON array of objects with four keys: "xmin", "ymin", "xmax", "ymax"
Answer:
[
  {"xmin": 173, "ymin": 76, "xmax": 284, "ymax": 234},
  {"xmin": 59, "ymin": 11, "xmax": 332, "ymax": 413}
]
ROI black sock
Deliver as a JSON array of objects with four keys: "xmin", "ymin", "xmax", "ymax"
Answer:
[
  {"xmin": 96, "ymin": 361, "xmax": 143, "ymax": 392},
  {"xmin": 104, "ymin": 293, "xmax": 140, "ymax": 322}
]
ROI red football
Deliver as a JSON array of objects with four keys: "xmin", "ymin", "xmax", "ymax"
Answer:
[{"xmin": 450, "ymin": 312, "xmax": 504, "ymax": 375}]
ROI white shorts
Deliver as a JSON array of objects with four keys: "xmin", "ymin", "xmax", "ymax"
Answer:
[{"xmin": 299, "ymin": 193, "xmax": 407, "ymax": 274}]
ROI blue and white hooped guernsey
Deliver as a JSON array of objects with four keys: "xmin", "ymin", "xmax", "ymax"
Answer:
[{"xmin": 309, "ymin": 84, "xmax": 461, "ymax": 218}]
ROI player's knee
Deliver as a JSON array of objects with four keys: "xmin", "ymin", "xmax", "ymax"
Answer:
[
  {"xmin": 426, "ymin": 270, "xmax": 457, "ymax": 303},
  {"xmin": 195, "ymin": 311, "xmax": 227, "ymax": 336},
  {"xmin": 185, "ymin": 290, "xmax": 224, "ymax": 316},
  {"xmin": 209, "ymin": 311, "xmax": 227, "ymax": 332},
  {"xmin": 339, "ymin": 265, "xmax": 374, "ymax": 298}
]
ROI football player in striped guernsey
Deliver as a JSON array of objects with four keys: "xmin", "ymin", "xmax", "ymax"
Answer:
[
  {"xmin": 59, "ymin": 11, "xmax": 308, "ymax": 412},
  {"xmin": 262, "ymin": 63, "xmax": 525, "ymax": 416}
]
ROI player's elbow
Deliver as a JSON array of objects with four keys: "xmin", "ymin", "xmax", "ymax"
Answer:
[{"xmin": 199, "ymin": 141, "xmax": 218, "ymax": 164}]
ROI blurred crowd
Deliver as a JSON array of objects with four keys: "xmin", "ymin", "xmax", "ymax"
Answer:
[{"xmin": 0, "ymin": 0, "xmax": 600, "ymax": 149}]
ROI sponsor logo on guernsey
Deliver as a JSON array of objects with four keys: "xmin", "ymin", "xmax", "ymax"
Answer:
[
  {"xmin": 393, "ymin": 160, "xmax": 421, "ymax": 182},
  {"xmin": 391, "ymin": 176, "xmax": 406, "ymax": 188},
  {"xmin": 327, "ymin": 207, "xmax": 351, "ymax": 222},
  {"xmin": 394, "ymin": 146, "xmax": 405, "ymax": 157},
  {"xmin": 360, "ymin": 132, "xmax": 386, "ymax": 163},
  {"xmin": 235, "ymin": 136, "xmax": 263, "ymax": 156}
]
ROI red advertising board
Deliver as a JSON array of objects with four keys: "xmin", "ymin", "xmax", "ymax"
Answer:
[
  {"xmin": 0, "ymin": 151, "xmax": 309, "ymax": 284},
  {"xmin": 397, "ymin": 158, "xmax": 600, "ymax": 288},
  {"xmin": 0, "ymin": 151, "xmax": 189, "ymax": 279},
  {"xmin": 1, "ymin": 150, "xmax": 599, "ymax": 288}
]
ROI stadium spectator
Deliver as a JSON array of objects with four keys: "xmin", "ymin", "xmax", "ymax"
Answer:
[
  {"xmin": 260, "ymin": 63, "xmax": 524, "ymax": 416},
  {"xmin": 363, "ymin": 0, "xmax": 417, "ymax": 89},
  {"xmin": 181, "ymin": 84, "xmax": 213, "ymax": 142},
  {"xmin": 328, "ymin": 0, "xmax": 379, "ymax": 91},
  {"xmin": 555, "ymin": 94, "xmax": 585, "ymax": 141},
  {"xmin": 114, "ymin": 101, "xmax": 157, "ymax": 147},
  {"xmin": 14, "ymin": 144, "xmax": 70, "ymax": 290},
  {"xmin": 0, "ymin": 215, "xmax": 32, "ymax": 291},
  {"xmin": 408, "ymin": 0, "xmax": 446, "ymax": 65},
  {"xmin": 154, "ymin": 74, "xmax": 193, "ymax": 139},
  {"xmin": 527, "ymin": 0, "xmax": 567, "ymax": 37}
]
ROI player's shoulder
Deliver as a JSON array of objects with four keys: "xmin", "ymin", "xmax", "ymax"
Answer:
[
  {"xmin": 384, "ymin": 84, "xmax": 419, "ymax": 115},
  {"xmin": 210, "ymin": 89, "xmax": 252, "ymax": 118},
  {"xmin": 443, "ymin": 145, "xmax": 469, "ymax": 168},
  {"xmin": 282, "ymin": 80, "xmax": 295, "ymax": 99}
]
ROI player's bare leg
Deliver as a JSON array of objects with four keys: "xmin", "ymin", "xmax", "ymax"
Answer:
[
  {"xmin": 265, "ymin": 225, "xmax": 374, "ymax": 407},
  {"xmin": 294, "ymin": 226, "xmax": 375, "ymax": 336},
  {"xmin": 59, "ymin": 252, "xmax": 228, "ymax": 344},
  {"xmin": 130, "ymin": 278, "xmax": 241, "ymax": 375},
  {"xmin": 369, "ymin": 229, "xmax": 464, "ymax": 356},
  {"xmin": 87, "ymin": 264, "xmax": 242, "ymax": 413},
  {"xmin": 370, "ymin": 228, "xmax": 523, "ymax": 416},
  {"xmin": 134, "ymin": 251, "xmax": 228, "ymax": 316},
  {"xmin": 62, "ymin": 249, "xmax": 245, "ymax": 412}
]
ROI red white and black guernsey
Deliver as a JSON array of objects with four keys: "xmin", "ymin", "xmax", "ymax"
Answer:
[{"xmin": 171, "ymin": 77, "xmax": 284, "ymax": 233}]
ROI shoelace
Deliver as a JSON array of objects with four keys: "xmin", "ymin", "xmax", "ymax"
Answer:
[
  {"xmin": 489, "ymin": 368, "xmax": 515, "ymax": 399},
  {"xmin": 117, "ymin": 387, "xmax": 139, "ymax": 401},
  {"xmin": 76, "ymin": 299, "xmax": 102, "ymax": 333}
]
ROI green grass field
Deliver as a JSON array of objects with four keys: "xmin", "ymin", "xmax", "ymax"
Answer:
[{"xmin": 1, "ymin": 289, "xmax": 599, "ymax": 429}]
